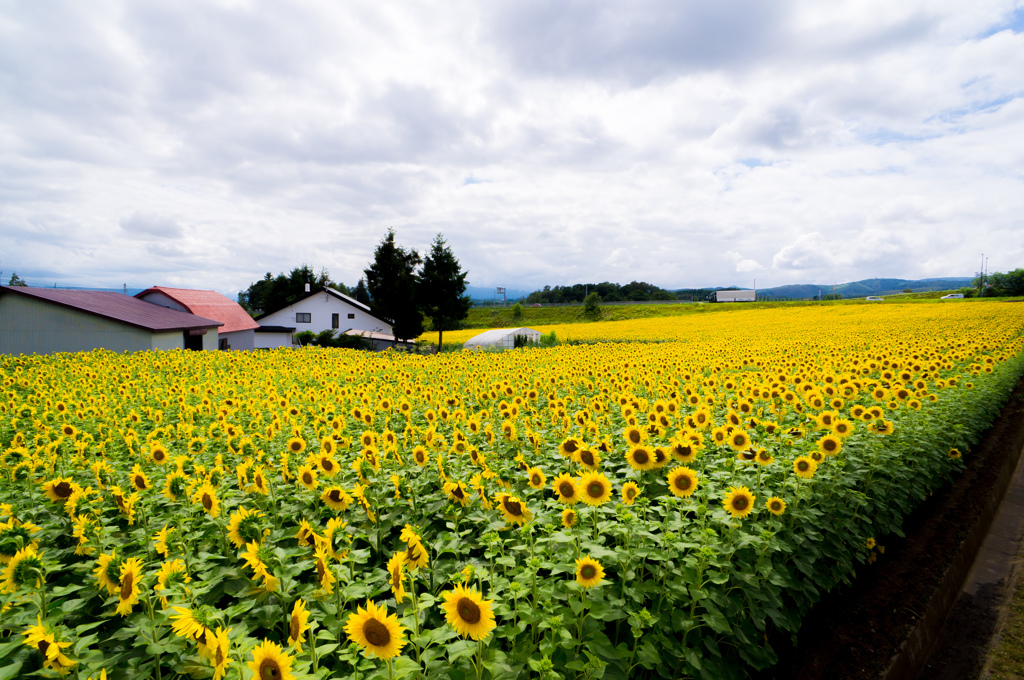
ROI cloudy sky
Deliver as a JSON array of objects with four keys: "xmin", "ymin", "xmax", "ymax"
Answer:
[{"xmin": 2, "ymin": 1, "xmax": 1022, "ymax": 296}]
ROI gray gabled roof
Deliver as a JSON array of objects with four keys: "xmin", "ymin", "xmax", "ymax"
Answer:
[{"xmin": 0, "ymin": 286, "xmax": 222, "ymax": 332}]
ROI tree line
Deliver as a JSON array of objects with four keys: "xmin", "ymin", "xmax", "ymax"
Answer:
[
  {"xmin": 237, "ymin": 230, "xmax": 471, "ymax": 345},
  {"xmin": 524, "ymin": 281, "xmax": 715, "ymax": 304},
  {"xmin": 973, "ymin": 268, "xmax": 1024, "ymax": 297}
]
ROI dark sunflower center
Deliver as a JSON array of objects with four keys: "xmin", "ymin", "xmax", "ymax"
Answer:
[
  {"xmin": 120, "ymin": 571, "xmax": 134, "ymax": 599},
  {"xmin": 154, "ymin": 450, "xmax": 165, "ymax": 461},
  {"xmin": 559, "ymin": 482, "xmax": 574, "ymax": 497},
  {"xmin": 732, "ymin": 495, "xmax": 749, "ymax": 511},
  {"xmin": 322, "ymin": 459, "xmax": 334, "ymax": 471},
  {"xmin": 580, "ymin": 450, "xmax": 595, "ymax": 466},
  {"xmin": 798, "ymin": 461, "xmax": 809, "ymax": 471},
  {"xmin": 363, "ymin": 618, "xmax": 391, "ymax": 647},
  {"xmin": 290, "ymin": 615, "xmax": 300, "ymax": 641},
  {"xmin": 628, "ymin": 431, "xmax": 641, "ymax": 444},
  {"xmin": 580, "ymin": 565, "xmax": 596, "ymax": 580},
  {"xmin": 771, "ymin": 501, "xmax": 782, "ymax": 511},
  {"xmin": 587, "ymin": 482, "xmax": 603, "ymax": 498},
  {"xmin": 260, "ymin": 658, "xmax": 282, "ymax": 679},
  {"xmin": 135, "ymin": 475, "xmax": 147, "ymax": 489},
  {"xmin": 290, "ymin": 442, "xmax": 301, "ymax": 451},
  {"xmin": 457, "ymin": 597, "xmax": 482, "ymax": 624},
  {"xmin": 633, "ymin": 449, "xmax": 649, "ymax": 465},
  {"xmin": 303, "ymin": 473, "xmax": 313, "ymax": 485},
  {"xmin": 504, "ymin": 499, "xmax": 522, "ymax": 516},
  {"xmin": 329, "ymin": 489, "xmax": 342, "ymax": 502},
  {"xmin": 564, "ymin": 440, "xmax": 578, "ymax": 453},
  {"xmin": 625, "ymin": 487, "xmax": 636, "ymax": 499},
  {"xmin": 453, "ymin": 486, "xmax": 465, "ymax": 499},
  {"xmin": 55, "ymin": 481, "xmax": 72, "ymax": 498},
  {"xmin": 734, "ymin": 435, "xmax": 746, "ymax": 446},
  {"xmin": 202, "ymin": 494, "xmax": 213, "ymax": 510},
  {"xmin": 824, "ymin": 440, "xmax": 836, "ymax": 451},
  {"xmin": 216, "ymin": 645, "xmax": 225, "ymax": 666},
  {"xmin": 531, "ymin": 474, "xmax": 540, "ymax": 485},
  {"xmin": 317, "ymin": 559, "xmax": 327, "ymax": 580},
  {"xmin": 674, "ymin": 475, "xmax": 692, "ymax": 490},
  {"xmin": 38, "ymin": 639, "xmax": 50, "ymax": 655}
]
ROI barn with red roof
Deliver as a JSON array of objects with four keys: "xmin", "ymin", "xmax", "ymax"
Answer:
[{"xmin": 135, "ymin": 286, "xmax": 260, "ymax": 350}]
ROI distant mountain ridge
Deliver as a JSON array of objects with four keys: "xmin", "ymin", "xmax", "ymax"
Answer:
[{"xmin": 739, "ymin": 277, "xmax": 973, "ymax": 300}]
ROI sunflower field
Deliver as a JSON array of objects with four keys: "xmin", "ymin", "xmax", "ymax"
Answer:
[{"xmin": 2, "ymin": 302, "xmax": 1024, "ymax": 680}]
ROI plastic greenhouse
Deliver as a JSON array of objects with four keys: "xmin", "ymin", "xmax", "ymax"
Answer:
[{"xmin": 463, "ymin": 327, "xmax": 541, "ymax": 350}]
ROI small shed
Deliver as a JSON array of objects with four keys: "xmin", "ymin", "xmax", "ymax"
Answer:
[
  {"xmin": 463, "ymin": 327, "xmax": 542, "ymax": 350},
  {"xmin": 715, "ymin": 290, "xmax": 756, "ymax": 303}
]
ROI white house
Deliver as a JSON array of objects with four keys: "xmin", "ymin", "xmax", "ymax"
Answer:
[
  {"xmin": 255, "ymin": 288, "xmax": 393, "ymax": 349},
  {"xmin": 715, "ymin": 290, "xmax": 756, "ymax": 303},
  {"xmin": 135, "ymin": 286, "xmax": 260, "ymax": 350}
]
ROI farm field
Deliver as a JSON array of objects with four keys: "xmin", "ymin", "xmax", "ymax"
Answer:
[{"xmin": 2, "ymin": 302, "xmax": 1024, "ymax": 679}]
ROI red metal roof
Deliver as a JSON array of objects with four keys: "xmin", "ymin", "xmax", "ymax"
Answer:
[
  {"xmin": 1, "ymin": 287, "xmax": 222, "ymax": 332},
  {"xmin": 136, "ymin": 286, "xmax": 260, "ymax": 334}
]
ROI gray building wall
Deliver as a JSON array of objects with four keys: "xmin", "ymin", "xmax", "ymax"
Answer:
[
  {"xmin": 151, "ymin": 331, "xmax": 185, "ymax": 351},
  {"xmin": 0, "ymin": 293, "xmax": 153, "ymax": 355},
  {"xmin": 221, "ymin": 329, "xmax": 255, "ymax": 351}
]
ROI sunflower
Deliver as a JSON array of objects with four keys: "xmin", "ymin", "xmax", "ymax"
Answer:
[
  {"xmin": 793, "ymin": 456, "xmax": 817, "ymax": 479},
  {"xmin": 248, "ymin": 639, "xmax": 295, "ymax": 680},
  {"xmin": 516, "ymin": 465, "xmax": 544, "ymax": 491},
  {"xmin": 868, "ymin": 419, "xmax": 894, "ymax": 435},
  {"xmin": 949, "ymin": 448, "xmax": 962, "ymax": 459},
  {"xmin": 227, "ymin": 506, "xmax": 267, "ymax": 548},
  {"xmin": 403, "ymin": 536, "xmax": 429, "ymax": 571},
  {"xmin": 832, "ymin": 418, "xmax": 854, "ymax": 438},
  {"xmin": 561, "ymin": 508, "xmax": 578, "ymax": 528},
  {"xmin": 622, "ymin": 426, "xmax": 644, "ymax": 446},
  {"xmin": 294, "ymin": 520, "xmax": 320, "ymax": 549},
  {"xmin": 497, "ymin": 493, "xmax": 532, "ymax": 526},
  {"xmin": 130, "ymin": 464, "xmax": 150, "ymax": 492},
  {"xmin": 318, "ymin": 454, "xmax": 340, "ymax": 478},
  {"xmin": 94, "ymin": 550, "xmax": 122, "ymax": 595},
  {"xmin": 296, "ymin": 465, "xmax": 318, "ymax": 491},
  {"xmin": 575, "ymin": 447, "xmax": 601, "ymax": 470},
  {"xmin": 558, "ymin": 437, "xmax": 582, "ymax": 458},
  {"xmin": 42, "ymin": 477, "xmax": 75, "ymax": 503},
  {"xmin": 387, "ymin": 551, "xmax": 407, "ymax": 603},
  {"xmin": 154, "ymin": 558, "xmax": 191, "ymax": 608},
  {"xmin": 578, "ymin": 471, "xmax": 612, "ymax": 507},
  {"xmin": 163, "ymin": 471, "xmax": 188, "ymax": 502},
  {"xmin": 755, "ymin": 448, "xmax": 774, "ymax": 465},
  {"xmin": 766, "ymin": 497, "xmax": 786, "ymax": 515},
  {"xmin": 817, "ymin": 434, "xmax": 842, "ymax": 456},
  {"xmin": 150, "ymin": 442, "xmax": 169, "ymax": 465},
  {"xmin": 205, "ymin": 626, "xmax": 233, "ymax": 680},
  {"xmin": 722, "ymin": 486, "xmax": 755, "ymax": 519},
  {"xmin": 666, "ymin": 467, "xmax": 699, "ymax": 498},
  {"xmin": 286, "ymin": 437, "xmax": 306, "ymax": 454},
  {"xmin": 669, "ymin": 440, "xmax": 698, "ymax": 464},
  {"xmin": 314, "ymin": 545, "xmax": 337, "ymax": 594},
  {"xmin": 575, "ymin": 556, "xmax": 605, "ymax": 588},
  {"xmin": 22, "ymin": 617, "xmax": 76, "ymax": 675},
  {"xmin": 192, "ymin": 482, "xmax": 221, "ymax": 517},
  {"xmin": 711, "ymin": 426, "xmax": 729, "ymax": 445},
  {"xmin": 171, "ymin": 606, "xmax": 213, "ymax": 644},
  {"xmin": 412, "ymin": 446, "xmax": 429, "ymax": 466},
  {"xmin": 728, "ymin": 429, "xmax": 751, "ymax": 451},
  {"xmin": 115, "ymin": 557, "xmax": 143, "ymax": 617},
  {"xmin": 288, "ymin": 599, "xmax": 310, "ymax": 651},
  {"xmin": 444, "ymin": 481, "xmax": 472, "ymax": 507},
  {"xmin": 3, "ymin": 545, "xmax": 44, "ymax": 593},
  {"xmin": 621, "ymin": 481, "xmax": 640, "ymax": 505},
  {"xmin": 442, "ymin": 584, "xmax": 497, "ymax": 641},
  {"xmin": 551, "ymin": 473, "xmax": 580, "ymax": 505},
  {"xmin": 345, "ymin": 600, "xmax": 407, "ymax": 659},
  {"xmin": 625, "ymin": 446, "xmax": 657, "ymax": 471},
  {"xmin": 321, "ymin": 486, "xmax": 353, "ymax": 512}
]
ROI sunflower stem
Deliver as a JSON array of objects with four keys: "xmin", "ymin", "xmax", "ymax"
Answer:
[{"xmin": 475, "ymin": 636, "xmax": 484, "ymax": 680}]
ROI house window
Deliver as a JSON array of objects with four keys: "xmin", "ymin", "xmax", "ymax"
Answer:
[
  {"xmin": 332, "ymin": 313, "xmax": 339, "ymax": 329},
  {"xmin": 296, "ymin": 313, "xmax": 311, "ymax": 323},
  {"xmin": 348, "ymin": 313, "xmax": 355, "ymax": 319}
]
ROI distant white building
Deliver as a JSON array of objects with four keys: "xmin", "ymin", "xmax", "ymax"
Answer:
[
  {"xmin": 256, "ymin": 288, "xmax": 393, "ymax": 349},
  {"xmin": 464, "ymin": 327, "xmax": 542, "ymax": 350},
  {"xmin": 715, "ymin": 290, "xmax": 756, "ymax": 303}
]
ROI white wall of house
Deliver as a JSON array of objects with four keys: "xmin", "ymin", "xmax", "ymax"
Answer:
[
  {"xmin": 221, "ymin": 329, "xmax": 255, "ymax": 351},
  {"xmin": 259, "ymin": 290, "xmax": 392, "ymax": 337},
  {"xmin": 138, "ymin": 291, "xmax": 188, "ymax": 312},
  {"xmin": 254, "ymin": 330, "xmax": 294, "ymax": 349}
]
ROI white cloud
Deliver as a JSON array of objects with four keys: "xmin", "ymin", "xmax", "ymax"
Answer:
[{"xmin": 0, "ymin": 0, "xmax": 1022, "ymax": 295}]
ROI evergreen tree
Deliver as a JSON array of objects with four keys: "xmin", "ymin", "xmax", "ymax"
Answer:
[
  {"xmin": 364, "ymin": 229, "xmax": 423, "ymax": 342},
  {"xmin": 7, "ymin": 273, "xmax": 27, "ymax": 287},
  {"xmin": 419, "ymin": 234, "xmax": 471, "ymax": 349},
  {"xmin": 353, "ymin": 278, "xmax": 371, "ymax": 305}
]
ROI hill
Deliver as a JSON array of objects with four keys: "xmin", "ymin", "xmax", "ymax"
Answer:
[{"xmin": 747, "ymin": 277, "xmax": 972, "ymax": 300}]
